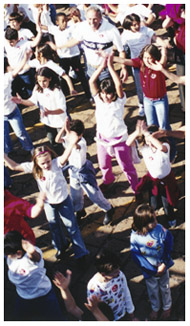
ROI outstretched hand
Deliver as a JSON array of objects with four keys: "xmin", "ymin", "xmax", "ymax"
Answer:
[
  {"xmin": 84, "ymin": 294, "xmax": 101, "ymax": 312},
  {"xmin": 53, "ymin": 270, "xmax": 72, "ymax": 290},
  {"xmin": 11, "ymin": 93, "xmax": 22, "ymax": 104}
]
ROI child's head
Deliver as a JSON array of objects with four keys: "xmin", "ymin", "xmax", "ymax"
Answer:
[
  {"xmin": 95, "ymin": 248, "xmax": 120, "ymax": 280},
  {"xmin": 99, "ymin": 78, "xmax": 117, "ymax": 103},
  {"xmin": 35, "ymin": 67, "xmax": 60, "ymax": 92},
  {"xmin": 4, "ymin": 231, "xmax": 25, "ymax": 259},
  {"xmin": 35, "ymin": 44, "xmax": 59, "ymax": 64},
  {"xmin": 56, "ymin": 13, "xmax": 68, "ymax": 30},
  {"xmin": 132, "ymin": 204, "xmax": 157, "ymax": 235},
  {"xmin": 122, "ymin": 13, "xmax": 140, "ymax": 32},
  {"xmin": 142, "ymin": 125, "xmax": 169, "ymax": 147},
  {"xmin": 32, "ymin": 145, "xmax": 57, "ymax": 179},
  {"xmin": 69, "ymin": 6, "xmax": 81, "ymax": 20},
  {"xmin": 9, "ymin": 12, "xmax": 24, "ymax": 30},
  {"xmin": 140, "ymin": 44, "xmax": 161, "ymax": 66},
  {"xmin": 69, "ymin": 119, "xmax": 84, "ymax": 137},
  {"xmin": 5, "ymin": 27, "xmax": 18, "ymax": 47}
]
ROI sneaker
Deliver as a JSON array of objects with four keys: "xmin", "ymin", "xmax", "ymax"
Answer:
[
  {"xmin": 138, "ymin": 105, "xmax": 145, "ymax": 117},
  {"xmin": 168, "ymin": 219, "xmax": 176, "ymax": 228},
  {"xmin": 149, "ymin": 310, "xmax": 159, "ymax": 321},
  {"xmin": 103, "ymin": 206, "xmax": 114, "ymax": 225},
  {"xmin": 159, "ymin": 308, "xmax": 171, "ymax": 320}
]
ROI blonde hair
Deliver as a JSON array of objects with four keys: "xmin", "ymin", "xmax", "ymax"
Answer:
[{"xmin": 32, "ymin": 145, "xmax": 57, "ymax": 179}]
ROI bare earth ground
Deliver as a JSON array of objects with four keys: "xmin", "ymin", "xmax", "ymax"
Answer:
[{"xmin": 4, "ymin": 10, "xmax": 185, "ymax": 322}]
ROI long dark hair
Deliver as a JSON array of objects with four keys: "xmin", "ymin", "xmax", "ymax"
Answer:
[
  {"xmin": 36, "ymin": 43, "xmax": 59, "ymax": 63},
  {"xmin": 35, "ymin": 67, "xmax": 61, "ymax": 93},
  {"xmin": 139, "ymin": 44, "xmax": 161, "ymax": 73}
]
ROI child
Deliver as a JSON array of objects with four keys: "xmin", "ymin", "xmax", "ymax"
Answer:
[
  {"xmin": 89, "ymin": 54, "xmax": 139, "ymax": 195},
  {"xmin": 40, "ymin": 11, "xmax": 91, "ymax": 100},
  {"xmin": 55, "ymin": 119, "xmax": 114, "ymax": 225},
  {"xmin": 4, "ymin": 52, "xmax": 34, "ymax": 155},
  {"xmin": 12, "ymin": 67, "xmax": 69, "ymax": 155},
  {"xmin": 113, "ymin": 44, "xmax": 176, "ymax": 161},
  {"xmin": 4, "ymin": 26, "xmax": 42, "ymax": 98},
  {"xmin": 8, "ymin": 11, "xmax": 35, "ymax": 40},
  {"xmin": 26, "ymin": 43, "xmax": 77, "ymax": 96},
  {"xmin": 53, "ymin": 269, "xmax": 114, "ymax": 320},
  {"xmin": 4, "ymin": 190, "xmax": 45, "ymax": 245},
  {"xmin": 87, "ymin": 248, "xmax": 137, "ymax": 321},
  {"xmin": 4, "ymin": 121, "xmax": 89, "ymax": 261},
  {"xmin": 130, "ymin": 204, "xmax": 174, "ymax": 320},
  {"xmin": 4, "ymin": 231, "xmax": 66, "ymax": 321},
  {"xmin": 121, "ymin": 13, "xmax": 155, "ymax": 116},
  {"xmin": 127, "ymin": 120, "xmax": 180, "ymax": 227}
]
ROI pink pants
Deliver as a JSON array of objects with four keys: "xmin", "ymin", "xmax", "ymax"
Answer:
[{"xmin": 97, "ymin": 138, "xmax": 139, "ymax": 193}]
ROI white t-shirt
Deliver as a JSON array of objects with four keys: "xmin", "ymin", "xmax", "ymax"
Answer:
[
  {"xmin": 28, "ymin": 59, "xmax": 65, "ymax": 76},
  {"xmin": 4, "ymin": 38, "xmax": 31, "ymax": 74},
  {"xmin": 4, "ymin": 72, "xmax": 17, "ymax": 115},
  {"xmin": 65, "ymin": 137, "xmax": 87, "ymax": 169},
  {"xmin": 140, "ymin": 142, "xmax": 171, "ymax": 179},
  {"xmin": 121, "ymin": 26, "xmax": 155, "ymax": 58},
  {"xmin": 18, "ymin": 28, "xmax": 34, "ymax": 41},
  {"xmin": 94, "ymin": 93, "xmax": 128, "ymax": 138},
  {"xmin": 117, "ymin": 4, "xmax": 152, "ymax": 25},
  {"xmin": 47, "ymin": 25, "xmax": 80, "ymax": 58},
  {"xmin": 29, "ymin": 87, "xmax": 67, "ymax": 128},
  {"xmin": 74, "ymin": 18, "xmax": 124, "ymax": 66},
  {"xmin": 7, "ymin": 247, "xmax": 52, "ymax": 299},
  {"xmin": 21, "ymin": 158, "xmax": 68, "ymax": 204},
  {"xmin": 87, "ymin": 270, "xmax": 134, "ymax": 320}
]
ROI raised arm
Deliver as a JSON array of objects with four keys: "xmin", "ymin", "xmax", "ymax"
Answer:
[
  {"xmin": 11, "ymin": 50, "xmax": 32, "ymax": 78},
  {"xmin": 61, "ymin": 73, "xmax": 78, "ymax": 95},
  {"xmin": 89, "ymin": 57, "xmax": 107, "ymax": 96},
  {"xmin": 4, "ymin": 153, "xmax": 25, "ymax": 172},
  {"xmin": 107, "ymin": 53, "xmax": 123, "ymax": 98},
  {"xmin": 21, "ymin": 240, "xmax": 41, "ymax": 262},
  {"xmin": 126, "ymin": 120, "xmax": 143, "ymax": 146},
  {"xmin": 55, "ymin": 125, "xmax": 66, "ymax": 144},
  {"xmin": 141, "ymin": 123, "xmax": 168, "ymax": 153}
]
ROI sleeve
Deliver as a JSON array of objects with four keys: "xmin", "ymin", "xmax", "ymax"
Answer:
[
  {"xmin": 131, "ymin": 57, "xmax": 141, "ymax": 68},
  {"xmin": 122, "ymin": 273, "xmax": 135, "ymax": 314},
  {"xmin": 162, "ymin": 228, "xmax": 174, "ymax": 265},
  {"xmin": 87, "ymin": 279, "xmax": 100, "ymax": 299},
  {"xmin": 29, "ymin": 88, "xmax": 39, "ymax": 106},
  {"xmin": 72, "ymin": 21, "xmax": 85, "ymax": 41},
  {"xmin": 20, "ymin": 161, "xmax": 34, "ymax": 174},
  {"xmin": 111, "ymin": 26, "xmax": 124, "ymax": 52},
  {"xmin": 146, "ymin": 26, "xmax": 155, "ymax": 39},
  {"xmin": 48, "ymin": 61, "xmax": 65, "ymax": 76},
  {"xmin": 54, "ymin": 89, "xmax": 66, "ymax": 111}
]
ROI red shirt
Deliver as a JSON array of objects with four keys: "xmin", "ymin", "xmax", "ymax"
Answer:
[
  {"xmin": 132, "ymin": 57, "xmax": 167, "ymax": 99},
  {"xmin": 4, "ymin": 190, "xmax": 35, "ymax": 244}
]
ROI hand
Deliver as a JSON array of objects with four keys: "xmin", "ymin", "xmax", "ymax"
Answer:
[
  {"xmin": 156, "ymin": 263, "xmax": 166, "ymax": 276},
  {"xmin": 53, "ymin": 270, "xmax": 72, "ymax": 290},
  {"xmin": 84, "ymin": 294, "xmax": 101, "ymax": 313},
  {"xmin": 43, "ymin": 107, "xmax": 49, "ymax": 117},
  {"xmin": 136, "ymin": 120, "xmax": 143, "ymax": 135},
  {"xmin": 95, "ymin": 49, "xmax": 109, "ymax": 59},
  {"xmin": 152, "ymin": 130, "xmax": 167, "ymax": 139},
  {"xmin": 145, "ymin": 60, "xmax": 163, "ymax": 71},
  {"xmin": 141, "ymin": 120, "xmax": 148, "ymax": 135},
  {"xmin": 21, "ymin": 239, "xmax": 35, "ymax": 255},
  {"xmin": 11, "ymin": 93, "xmax": 22, "ymax": 104},
  {"xmin": 70, "ymin": 89, "xmax": 78, "ymax": 96},
  {"xmin": 120, "ymin": 66, "xmax": 128, "ymax": 83}
]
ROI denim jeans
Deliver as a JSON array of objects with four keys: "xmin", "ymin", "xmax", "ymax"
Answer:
[
  {"xmin": 12, "ymin": 69, "xmax": 35, "ymax": 98},
  {"xmin": 14, "ymin": 288, "xmax": 67, "ymax": 321},
  {"xmin": 4, "ymin": 106, "xmax": 33, "ymax": 153},
  {"xmin": 144, "ymin": 94, "xmax": 176, "ymax": 161},
  {"xmin": 44, "ymin": 195, "xmax": 89, "ymax": 258},
  {"xmin": 149, "ymin": 188, "xmax": 174, "ymax": 221},
  {"xmin": 132, "ymin": 67, "xmax": 143, "ymax": 106},
  {"xmin": 87, "ymin": 64, "xmax": 111, "ymax": 81}
]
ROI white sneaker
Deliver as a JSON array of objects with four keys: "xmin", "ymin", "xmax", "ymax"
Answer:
[{"xmin": 138, "ymin": 105, "xmax": 145, "ymax": 116}]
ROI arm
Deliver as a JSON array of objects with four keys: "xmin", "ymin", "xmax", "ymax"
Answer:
[
  {"xmin": 119, "ymin": 50, "xmax": 128, "ymax": 82},
  {"xmin": 21, "ymin": 240, "xmax": 41, "ymax": 262},
  {"xmin": 30, "ymin": 24, "xmax": 42, "ymax": 48},
  {"xmin": 4, "ymin": 153, "xmax": 25, "ymax": 172},
  {"xmin": 89, "ymin": 58, "xmax": 107, "ymax": 96},
  {"xmin": 30, "ymin": 192, "xmax": 46, "ymax": 218},
  {"xmin": 152, "ymin": 126, "xmax": 185, "ymax": 140},
  {"xmin": 84, "ymin": 295, "xmax": 109, "ymax": 321},
  {"xmin": 107, "ymin": 53, "xmax": 123, "ymax": 98},
  {"xmin": 11, "ymin": 50, "xmax": 32, "ymax": 78},
  {"xmin": 43, "ymin": 107, "xmax": 65, "ymax": 117},
  {"xmin": 53, "ymin": 270, "xmax": 83, "ymax": 320},
  {"xmin": 62, "ymin": 73, "xmax": 78, "ymax": 95},
  {"xmin": 126, "ymin": 120, "xmax": 143, "ymax": 146},
  {"xmin": 141, "ymin": 123, "xmax": 168, "ymax": 153},
  {"xmin": 11, "ymin": 93, "xmax": 34, "ymax": 107},
  {"xmin": 113, "ymin": 56, "xmax": 134, "ymax": 66},
  {"xmin": 55, "ymin": 125, "xmax": 66, "ymax": 144},
  {"xmin": 47, "ymin": 38, "xmax": 80, "ymax": 51}
]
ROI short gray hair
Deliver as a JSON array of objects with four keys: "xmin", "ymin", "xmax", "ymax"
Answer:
[{"xmin": 86, "ymin": 5, "xmax": 102, "ymax": 18}]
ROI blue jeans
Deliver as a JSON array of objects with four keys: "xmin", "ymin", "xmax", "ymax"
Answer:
[
  {"xmin": 144, "ymin": 94, "xmax": 176, "ymax": 161},
  {"xmin": 44, "ymin": 195, "xmax": 89, "ymax": 258},
  {"xmin": 12, "ymin": 69, "xmax": 35, "ymax": 98},
  {"xmin": 132, "ymin": 67, "xmax": 143, "ymax": 106},
  {"xmin": 4, "ymin": 106, "xmax": 33, "ymax": 153},
  {"xmin": 14, "ymin": 288, "xmax": 67, "ymax": 321},
  {"xmin": 87, "ymin": 64, "xmax": 111, "ymax": 81}
]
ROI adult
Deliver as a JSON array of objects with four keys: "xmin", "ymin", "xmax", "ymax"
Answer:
[{"xmin": 48, "ymin": 5, "xmax": 128, "ymax": 82}]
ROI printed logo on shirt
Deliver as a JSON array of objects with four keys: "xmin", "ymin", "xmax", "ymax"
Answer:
[
  {"xmin": 112, "ymin": 284, "xmax": 118, "ymax": 292},
  {"xmin": 148, "ymin": 156, "xmax": 154, "ymax": 160},
  {"xmin": 146, "ymin": 240, "xmax": 154, "ymax": 247},
  {"xmin": 150, "ymin": 73, "xmax": 157, "ymax": 79},
  {"xmin": 19, "ymin": 268, "xmax": 27, "ymax": 275}
]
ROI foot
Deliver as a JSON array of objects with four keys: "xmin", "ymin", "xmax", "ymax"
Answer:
[
  {"xmin": 149, "ymin": 310, "xmax": 159, "ymax": 321},
  {"xmin": 159, "ymin": 308, "xmax": 171, "ymax": 320},
  {"xmin": 103, "ymin": 206, "xmax": 114, "ymax": 225}
]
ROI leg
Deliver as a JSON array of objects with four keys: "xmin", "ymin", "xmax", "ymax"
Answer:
[
  {"xmin": 6, "ymin": 107, "xmax": 33, "ymax": 152},
  {"xmin": 4, "ymin": 118, "xmax": 13, "ymax": 153},
  {"xmin": 58, "ymin": 196, "xmax": 89, "ymax": 258},
  {"xmin": 143, "ymin": 96, "xmax": 158, "ymax": 126},
  {"xmin": 81, "ymin": 183, "xmax": 112, "ymax": 211},
  {"xmin": 145, "ymin": 276, "xmax": 161, "ymax": 313},
  {"xmin": 176, "ymin": 62, "xmax": 185, "ymax": 111},
  {"xmin": 154, "ymin": 95, "xmax": 171, "ymax": 130},
  {"xmin": 44, "ymin": 202, "xmax": 68, "ymax": 252},
  {"xmin": 113, "ymin": 142, "xmax": 139, "ymax": 193},
  {"xmin": 159, "ymin": 270, "xmax": 172, "ymax": 311},
  {"xmin": 97, "ymin": 142, "xmax": 115, "ymax": 184},
  {"xmin": 70, "ymin": 173, "xmax": 84, "ymax": 212},
  {"xmin": 70, "ymin": 55, "xmax": 91, "ymax": 98},
  {"xmin": 132, "ymin": 67, "xmax": 144, "ymax": 107}
]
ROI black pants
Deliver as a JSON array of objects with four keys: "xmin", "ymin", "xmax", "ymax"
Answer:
[
  {"xmin": 149, "ymin": 185, "xmax": 174, "ymax": 221},
  {"xmin": 60, "ymin": 55, "xmax": 91, "ymax": 99}
]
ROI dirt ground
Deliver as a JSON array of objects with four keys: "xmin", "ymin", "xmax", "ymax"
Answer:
[{"xmin": 4, "ymin": 6, "xmax": 185, "ymax": 322}]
